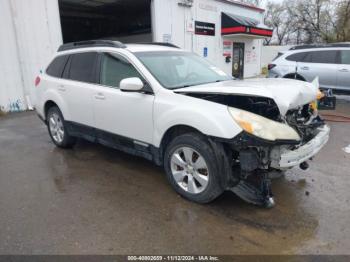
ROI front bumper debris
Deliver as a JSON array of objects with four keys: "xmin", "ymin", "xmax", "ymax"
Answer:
[
  {"xmin": 270, "ymin": 125, "xmax": 330, "ymax": 169},
  {"xmin": 230, "ymin": 171, "xmax": 275, "ymax": 208}
]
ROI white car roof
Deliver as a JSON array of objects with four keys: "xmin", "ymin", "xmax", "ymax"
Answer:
[
  {"xmin": 55, "ymin": 43, "xmax": 186, "ymax": 56},
  {"xmin": 125, "ymin": 44, "xmax": 184, "ymax": 53},
  {"xmin": 285, "ymin": 47, "xmax": 350, "ymax": 54}
]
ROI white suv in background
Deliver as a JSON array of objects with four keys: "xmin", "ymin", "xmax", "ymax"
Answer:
[
  {"xmin": 268, "ymin": 44, "xmax": 350, "ymax": 91},
  {"xmin": 35, "ymin": 40, "xmax": 330, "ymax": 207}
]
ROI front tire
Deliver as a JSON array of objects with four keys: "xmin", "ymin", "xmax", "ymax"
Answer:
[
  {"xmin": 47, "ymin": 106, "xmax": 76, "ymax": 148},
  {"xmin": 164, "ymin": 133, "xmax": 224, "ymax": 204}
]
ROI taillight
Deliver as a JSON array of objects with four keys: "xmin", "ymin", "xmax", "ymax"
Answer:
[
  {"xmin": 35, "ymin": 76, "xmax": 41, "ymax": 87},
  {"xmin": 268, "ymin": 64, "xmax": 276, "ymax": 70}
]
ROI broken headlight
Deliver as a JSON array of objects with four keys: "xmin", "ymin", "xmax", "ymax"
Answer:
[{"xmin": 228, "ymin": 107, "xmax": 301, "ymax": 141}]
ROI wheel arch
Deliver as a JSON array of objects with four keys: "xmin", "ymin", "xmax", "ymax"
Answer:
[
  {"xmin": 156, "ymin": 125, "xmax": 203, "ymax": 165},
  {"xmin": 41, "ymin": 90, "xmax": 70, "ymax": 121},
  {"xmin": 283, "ymin": 73, "xmax": 306, "ymax": 81},
  {"xmin": 44, "ymin": 100, "xmax": 59, "ymax": 119}
]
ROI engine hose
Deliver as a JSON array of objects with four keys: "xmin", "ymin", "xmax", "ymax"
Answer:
[{"xmin": 320, "ymin": 113, "xmax": 350, "ymax": 123}]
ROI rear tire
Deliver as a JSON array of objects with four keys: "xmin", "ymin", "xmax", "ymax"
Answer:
[
  {"xmin": 164, "ymin": 133, "xmax": 224, "ymax": 204},
  {"xmin": 47, "ymin": 106, "xmax": 76, "ymax": 148}
]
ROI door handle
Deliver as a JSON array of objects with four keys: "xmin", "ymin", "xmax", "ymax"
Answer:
[
  {"xmin": 94, "ymin": 93, "xmax": 105, "ymax": 100},
  {"xmin": 339, "ymin": 68, "xmax": 349, "ymax": 73},
  {"xmin": 58, "ymin": 85, "xmax": 66, "ymax": 92},
  {"xmin": 300, "ymin": 66, "xmax": 309, "ymax": 70}
]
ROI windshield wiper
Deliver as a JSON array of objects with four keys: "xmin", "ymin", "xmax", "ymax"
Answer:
[
  {"xmin": 171, "ymin": 85, "xmax": 191, "ymax": 90},
  {"xmin": 172, "ymin": 79, "xmax": 230, "ymax": 90}
]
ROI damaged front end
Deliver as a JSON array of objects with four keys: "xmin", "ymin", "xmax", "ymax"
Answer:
[
  {"xmin": 183, "ymin": 92, "xmax": 330, "ymax": 207},
  {"xmin": 226, "ymin": 101, "xmax": 329, "ymax": 207},
  {"xmin": 270, "ymin": 104, "xmax": 330, "ymax": 170}
]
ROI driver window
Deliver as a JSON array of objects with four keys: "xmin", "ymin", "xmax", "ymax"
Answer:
[{"xmin": 100, "ymin": 53, "xmax": 143, "ymax": 88}]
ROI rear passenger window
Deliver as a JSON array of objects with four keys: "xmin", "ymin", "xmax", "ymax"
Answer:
[
  {"xmin": 68, "ymin": 52, "xmax": 98, "ymax": 83},
  {"xmin": 310, "ymin": 51, "xmax": 337, "ymax": 64},
  {"xmin": 46, "ymin": 55, "xmax": 69, "ymax": 78},
  {"xmin": 100, "ymin": 53, "xmax": 143, "ymax": 88},
  {"xmin": 340, "ymin": 50, "xmax": 350, "ymax": 64}
]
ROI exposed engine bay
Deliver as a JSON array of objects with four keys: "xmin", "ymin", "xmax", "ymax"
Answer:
[
  {"xmin": 183, "ymin": 92, "xmax": 324, "ymax": 145},
  {"xmin": 285, "ymin": 104, "xmax": 325, "ymax": 143},
  {"xmin": 184, "ymin": 93, "xmax": 281, "ymax": 120},
  {"xmin": 180, "ymin": 92, "xmax": 328, "ymax": 208}
]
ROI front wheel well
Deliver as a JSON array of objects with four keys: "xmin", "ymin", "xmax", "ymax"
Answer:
[{"xmin": 158, "ymin": 125, "xmax": 204, "ymax": 163}]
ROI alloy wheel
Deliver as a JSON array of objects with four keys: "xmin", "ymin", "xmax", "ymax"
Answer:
[
  {"xmin": 170, "ymin": 147, "xmax": 209, "ymax": 194},
  {"xmin": 49, "ymin": 113, "xmax": 65, "ymax": 144}
]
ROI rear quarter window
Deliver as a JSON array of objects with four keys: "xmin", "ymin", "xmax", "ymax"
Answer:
[
  {"xmin": 46, "ymin": 55, "xmax": 69, "ymax": 78},
  {"xmin": 285, "ymin": 52, "xmax": 308, "ymax": 62}
]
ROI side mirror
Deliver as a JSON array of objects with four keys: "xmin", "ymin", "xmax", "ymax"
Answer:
[{"xmin": 120, "ymin": 77, "xmax": 144, "ymax": 92}]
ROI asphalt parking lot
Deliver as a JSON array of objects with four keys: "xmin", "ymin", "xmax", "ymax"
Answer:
[{"xmin": 0, "ymin": 99, "xmax": 349, "ymax": 255}]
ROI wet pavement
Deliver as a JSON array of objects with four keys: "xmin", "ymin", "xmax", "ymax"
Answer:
[{"xmin": 0, "ymin": 100, "xmax": 349, "ymax": 255}]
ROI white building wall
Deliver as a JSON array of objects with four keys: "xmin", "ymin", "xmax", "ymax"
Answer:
[
  {"xmin": 0, "ymin": 0, "xmax": 25, "ymax": 112},
  {"xmin": 261, "ymin": 45, "xmax": 292, "ymax": 69},
  {"xmin": 0, "ymin": 0, "xmax": 62, "ymax": 112},
  {"xmin": 0, "ymin": 0, "xmax": 266, "ymax": 112},
  {"xmin": 153, "ymin": 0, "xmax": 265, "ymax": 78},
  {"xmin": 220, "ymin": 36, "xmax": 263, "ymax": 78}
]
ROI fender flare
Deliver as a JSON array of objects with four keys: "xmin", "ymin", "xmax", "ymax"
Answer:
[
  {"xmin": 42, "ymin": 90, "xmax": 71, "ymax": 121},
  {"xmin": 154, "ymin": 106, "xmax": 242, "ymax": 148}
]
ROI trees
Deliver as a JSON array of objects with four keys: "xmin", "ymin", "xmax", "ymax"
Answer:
[
  {"xmin": 264, "ymin": 2, "xmax": 292, "ymax": 45},
  {"xmin": 264, "ymin": 0, "xmax": 350, "ymax": 45},
  {"xmin": 335, "ymin": 0, "xmax": 350, "ymax": 41},
  {"xmin": 287, "ymin": 0, "xmax": 337, "ymax": 43}
]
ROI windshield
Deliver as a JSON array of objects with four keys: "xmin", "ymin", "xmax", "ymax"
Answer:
[{"xmin": 135, "ymin": 51, "xmax": 232, "ymax": 89}]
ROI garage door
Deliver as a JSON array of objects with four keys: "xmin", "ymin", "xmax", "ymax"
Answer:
[{"xmin": 58, "ymin": 0, "xmax": 152, "ymax": 43}]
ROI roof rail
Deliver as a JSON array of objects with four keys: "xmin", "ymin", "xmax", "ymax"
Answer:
[
  {"xmin": 289, "ymin": 43, "xmax": 350, "ymax": 50},
  {"xmin": 138, "ymin": 42, "xmax": 180, "ymax": 48},
  {"xmin": 58, "ymin": 40, "xmax": 126, "ymax": 52}
]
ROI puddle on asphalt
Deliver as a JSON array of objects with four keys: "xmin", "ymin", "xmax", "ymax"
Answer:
[{"xmin": 44, "ymin": 139, "xmax": 319, "ymax": 254}]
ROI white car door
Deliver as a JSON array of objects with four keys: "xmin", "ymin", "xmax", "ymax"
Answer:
[
  {"xmin": 93, "ymin": 52, "xmax": 154, "ymax": 144},
  {"xmin": 337, "ymin": 50, "xmax": 350, "ymax": 91},
  {"xmin": 60, "ymin": 52, "xmax": 98, "ymax": 128},
  {"xmin": 298, "ymin": 50, "xmax": 337, "ymax": 89}
]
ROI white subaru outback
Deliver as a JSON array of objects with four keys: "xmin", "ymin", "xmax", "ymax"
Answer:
[{"xmin": 35, "ymin": 40, "xmax": 330, "ymax": 207}]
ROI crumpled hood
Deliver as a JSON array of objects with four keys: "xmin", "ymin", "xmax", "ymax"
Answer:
[{"xmin": 174, "ymin": 78, "xmax": 319, "ymax": 115}]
